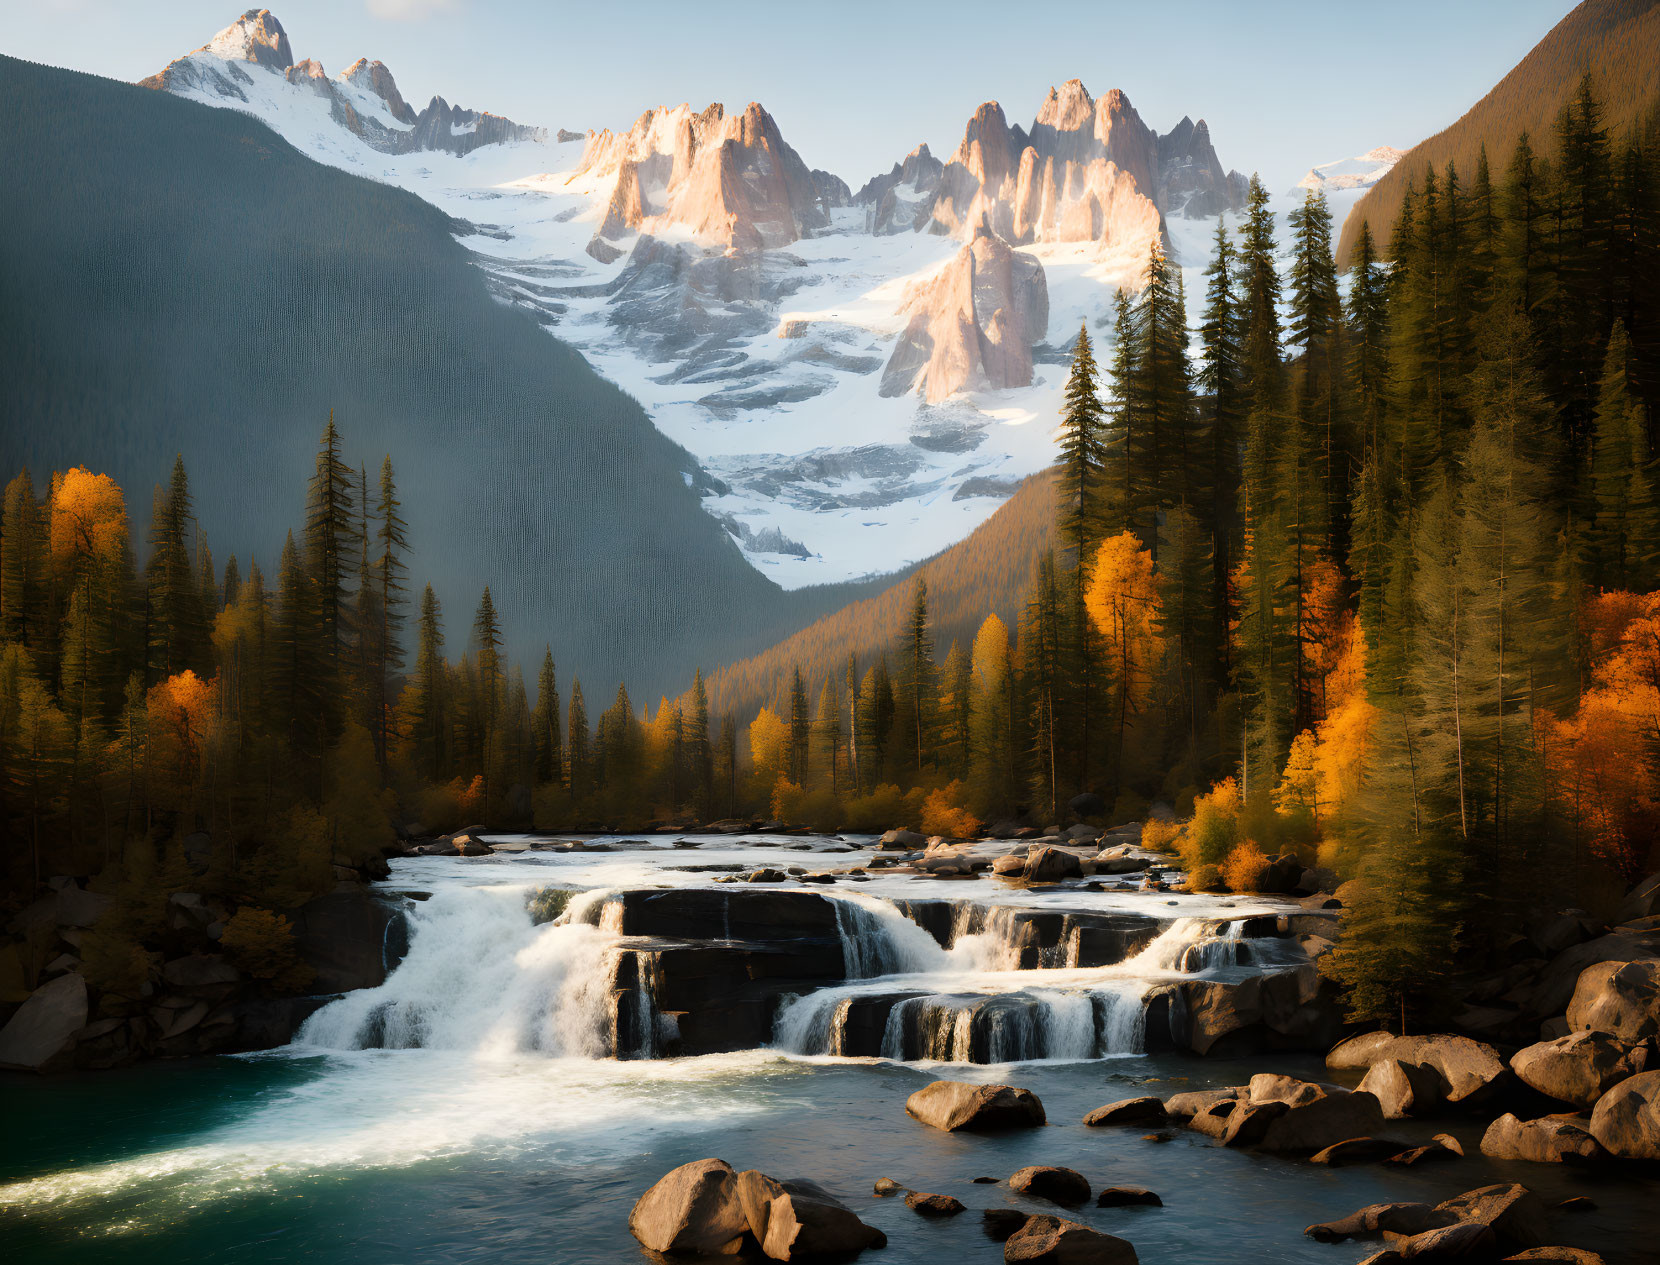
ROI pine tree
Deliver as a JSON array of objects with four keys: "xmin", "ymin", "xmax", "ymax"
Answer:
[
  {"xmin": 367, "ymin": 455, "xmax": 408, "ymax": 772},
  {"xmin": 1021, "ymin": 550, "xmax": 1065, "ymax": 821},
  {"xmin": 1199, "ymin": 216, "xmax": 1244, "ymax": 681},
  {"xmin": 1, "ymin": 472, "xmax": 48, "ymax": 657},
  {"xmin": 689, "ymin": 668, "xmax": 712, "ymax": 819},
  {"xmin": 1131, "ymin": 242, "xmax": 1195, "ymax": 554},
  {"xmin": 1057, "ymin": 323, "xmax": 1108, "ymax": 567},
  {"xmin": 531, "ymin": 647, "xmax": 563, "ymax": 786},
  {"xmin": 472, "ymin": 586, "xmax": 504, "ymax": 808},
  {"xmin": 1239, "ymin": 173, "xmax": 1283, "ymax": 403},
  {"xmin": 968, "ymin": 613, "xmax": 1019, "ymax": 818},
  {"xmin": 1104, "ymin": 290, "xmax": 1138, "ymax": 532},
  {"xmin": 844, "ymin": 651, "xmax": 861, "ymax": 793},
  {"xmin": 787, "ymin": 665, "xmax": 810, "ymax": 786},
  {"xmin": 813, "ymin": 678, "xmax": 843, "ymax": 797},
  {"xmin": 1347, "ymin": 219, "xmax": 1391, "ymax": 463},
  {"xmin": 566, "ymin": 679, "xmax": 591, "ymax": 808},
  {"xmin": 894, "ymin": 576, "xmax": 936, "ymax": 779},
  {"xmin": 403, "ymin": 583, "xmax": 446, "ymax": 782},
  {"xmin": 304, "ymin": 412, "xmax": 358, "ymax": 713},
  {"xmin": 270, "ymin": 529, "xmax": 320, "ymax": 793},
  {"xmin": 146, "ymin": 456, "xmax": 209, "ymax": 682},
  {"xmin": 1503, "ymin": 131, "xmax": 1550, "ymax": 323},
  {"xmin": 939, "ymin": 639, "xmax": 972, "ymax": 782}
]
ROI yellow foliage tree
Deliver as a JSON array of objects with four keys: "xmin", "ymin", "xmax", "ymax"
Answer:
[
  {"xmin": 1084, "ymin": 532, "xmax": 1162, "ymax": 793},
  {"xmin": 146, "ymin": 669, "xmax": 218, "ymax": 812},
  {"xmin": 748, "ymin": 706, "xmax": 789, "ymax": 796},
  {"xmin": 920, "ymin": 780, "xmax": 981, "ymax": 839},
  {"xmin": 1220, "ymin": 840, "xmax": 1270, "ymax": 892}
]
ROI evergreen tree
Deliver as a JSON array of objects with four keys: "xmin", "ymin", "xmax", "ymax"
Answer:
[
  {"xmin": 304, "ymin": 412, "xmax": 358, "ymax": 713},
  {"xmin": 689, "ymin": 668, "xmax": 712, "ymax": 819},
  {"xmin": 1199, "ymin": 216, "xmax": 1244, "ymax": 680},
  {"xmin": 787, "ymin": 665, "xmax": 810, "ymax": 786},
  {"xmin": 566, "ymin": 679, "xmax": 591, "ymax": 808},
  {"xmin": 1021, "ymin": 550, "xmax": 1065, "ymax": 821},
  {"xmin": 403, "ymin": 583, "xmax": 446, "ymax": 782},
  {"xmin": 368, "ymin": 455, "xmax": 408, "ymax": 772},
  {"xmin": 894, "ymin": 577, "xmax": 936, "ymax": 779},
  {"xmin": 472, "ymin": 586, "xmax": 504, "ymax": 807},
  {"xmin": 1, "ymin": 472, "xmax": 47, "ymax": 654},
  {"xmin": 938, "ymin": 639, "xmax": 972, "ymax": 782},
  {"xmin": 146, "ymin": 456, "xmax": 209, "ymax": 682},
  {"xmin": 813, "ymin": 678, "xmax": 843, "ymax": 797},
  {"xmin": 1131, "ymin": 242, "xmax": 1195, "ymax": 554},
  {"xmin": 1057, "ymin": 322, "xmax": 1108, "ymax": 567},
  {"xmin": 532, "ymin": 647, "xmax": 563, "ymax": 786},
  {"xmin": 1238, "ymin": 173, "xmax": 1283, "ymax": 402},
  {"xmin": 1589, "ymin": 321, "xmax": 1659, "ymax": 588}
]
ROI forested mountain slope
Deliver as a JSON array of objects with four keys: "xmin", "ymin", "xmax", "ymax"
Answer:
[
  {"xmin": 1337, "ymin": 0, "xmax": 1660, "ymax": 262},
  {"xmin": 0, "ymin": 55, "xmax": 867, "ymax": 698},
  {"xmin": 707, "ymin": 470, "xmax": 1057, "ymax": 722}
]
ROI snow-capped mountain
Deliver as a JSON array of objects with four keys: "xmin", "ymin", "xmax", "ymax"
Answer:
[
  {"xmin": 141, "ymin": 12, "xmax": 1249, "ymax": 589},
  {"xmin": 1297, "ymin": 146, "xmax": 1404, "ymax": 196},
  {"xmin": 141, "ymin": 8, "xmax": 543, "ymax": 157}
]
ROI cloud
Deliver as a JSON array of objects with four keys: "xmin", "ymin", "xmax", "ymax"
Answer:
[{"xmin": 366, "ymin": 0, "xmax": 458, "ymax": 19}]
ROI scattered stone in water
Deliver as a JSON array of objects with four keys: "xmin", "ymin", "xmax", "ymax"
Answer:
[
  {"xmin": 1141, "ymin": 1132, "xmax": 1174, "ymax": 1143},
  {"xmin": 905, "ymin": 1191, "xmax": 965, "ymax": 1216},
  {"xmin": 1002, "ymin": 1214, "xmax": 1139, "ymax": 1264},
  {"xmin": 1083, "ymin": 1096, "xmax": 1168, "ymax": 1127},
  {"xmin": 972, "ymin": 1175, "xmax": 1000, "ymax": 1184},
  {"xmin": 873, "ymin": 1177, "xmax": 904, "ymax": 1197},
  {"xmin": 982, "ymin": 1209, "xmax": 1029, "ymax": 1242},
  {"xmin": 1096, "ymin": 1186, "xmax": 1162, "ymax": 1207},
  {"xmin": 906, "ymin": 1080, "xmax": 1047, "ymax": 1132},
  {"xmin": 1009, "ymin": 1165, "xmax": 1090, "ymax": 1206},
  {"xmin": 1557, "ymin": 1196, "xmax": 1596, "ymax": 1213},
  {"xmin": 1311, "ymin": 1136, "xmax": 1408, "ymax": 1165},
  {"xmin": 747, "ymin": 868, "xmax": 786, "ymax": 883}
]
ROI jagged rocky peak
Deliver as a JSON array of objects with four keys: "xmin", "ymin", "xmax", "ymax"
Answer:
[
  {"xmin": 1297, "ymin": 145, "xmax": 1404, "ymax": 195},
  {"xmin": 140, "ymin": 9, "xmax": 544, "ymax": 158},
  {"xmin": 880, "ymin": 78, "xmax": 1244, "ymax": 249},
  {"xmin": 338, "ymin": 57, "xmax": 416, "ymax": 126},
  {"xmin": 207, "ymin": 8, "xmax": 293, "ymax": 69},
  {"xmin": 574, "ymin": 100, "xmax": 830, "ymax": 254},
  {"xmin": 881, "ymin": 220, "xmax": 1050, "ymax": 404},
  {"xmin": 856, "ymin": 143, "xmax": 945, "ymax": 236}
]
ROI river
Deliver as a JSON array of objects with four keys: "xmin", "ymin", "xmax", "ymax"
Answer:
[{"xmin": 2, "ymin": 834, "xmax": 1651, "ymax": 1263}]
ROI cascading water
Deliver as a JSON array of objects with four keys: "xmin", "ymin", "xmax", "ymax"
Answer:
[{"xmin": 298, "ymin": 884, "xmax": 621, "ymax": 1058}]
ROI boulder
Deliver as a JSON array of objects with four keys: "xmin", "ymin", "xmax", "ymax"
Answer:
[
  {"xmin": 1220, "ymin": 1100, "xmax": 1287, "ymax": 1147},
  {"xmin": 1239, "ymin": 1076, "xmax": 1387, "ymax": 1153},
  {"xmin": 1003, "ymin": 1214, "xmax": 1139, "ymax": 1264},
  {"xmin": 1341, "ymin": 1034, "xmax": 1509, "ymax": 1108},
  {"xmin": 1587, "ymin": 1068, "xmax": 1660, "ymax": 1158},
  {"xmin": 878, "ymin": 829, "xmax": 927, "ymax": 851},
  {"xmin": 1501, "ymin": 1250, "xmax": 1607, "ymax": 1264},
  {"xmin": 873, "ymin": 1177, "xmax": 904, "ymax": 1196},
  {"xmin": 1386, "ymin": 1135, "xmax": 1463, "ymax": 1166},
  {"xmin": 1069, "ymin": 792, "xmax": 1107, "ymax": 818},
  {"xmin": 1164, "ymin": 1087, "xmax": 1241, "ymax": 1118},
  {"xmin": 993, "ymin": 854, "xmax": 1027, "ymax": 876},
  {"xmin": 1312, "ymin": 1136, "xmax": 1408, "ymax": 1165},
  {"xmin": 1306, "ymin": 1203, "xmax": 1456, "ymax": 1243},
  {"xmin": 1009, "ymin": 1166, "xmax": 1090, "ymax": 1205},
  {"xmin": 1327, "ymin": 1030, "xmax": 1399, "ymax": 1070},
  {"xmin": 904, "ymin": 1191, "xmax": 964, "ymax": 1216},
  {"xmin": 1024, "ymin": 846, "xmax": 1084, "ymax": 883},
  {"xmin": 1083, "ymin": 1096, "xmax": 1167, "ymax": 1127},
  {"xmin": 1479, "ymin": 1113, "xmax": 1605, "ymax": 1163},
  {"xmin": 1063, "ymin": 824, "xmax": 1101, "ymax": 842},
  {"xmin": 1510, "ymin": 1030, "xmax": 1652, "ymax": 1108},
  {"xmin": 0, "ymin": 972, "xmax": 88, "ymax": 1071},
  {"xmin": 291, "ymin": 886, "xmax": 402, "ymax": 992},
  {"xmin": 735, "ymin": 1170, "xmax": 885, "ymax": 1259},
  {"xmin": 906, "ymin": 1080, "xmax": 1047, "ymax": 1131},
  {"xmin": 1188, "ymin": 1099, "xmax": 1239, "ymax": 1138},
  {"xmin": 1522, "ymin": 932, "xmax": 1658, "ymax": 1024},
  {"xmin": 1433, "ymin": 1184, "xmax": 1548, "ymax": 1252},
  {"xmin": 1566, "ymin": 959, "xmax": 1660, "ymax": 1042},
  {"xmin": 1096, "ymin": 1186, "xmax": 1161, "ymax": 1207},
  {"xmin": 1391, "ymin": 1220, "xmax": 1496, "ymax": 1258},
  {"xmin": 983, "ymin": 1209, "xmax": 1031, "ymax": 1241},
  {"xmin": 1094, "ymin": 855, "xmax": 1150, "ymax": 875},
  {"xmin": 1361, "ymin": 1058, "xmax": 1444, "ymax": 1118},
  {"xmin": 628, "ymin": 1158, "xmax": 747, "ymax": 1255}
]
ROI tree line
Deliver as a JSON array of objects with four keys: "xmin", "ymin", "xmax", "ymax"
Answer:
[{"xmin": 4, "ymin": 78, "xmax": 1657, "ymax": 1024}]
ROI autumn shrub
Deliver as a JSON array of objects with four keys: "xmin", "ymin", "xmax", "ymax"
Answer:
[
  {"xmin": 1220, "ymin": 841, "xmax": 1271, "ymax": 893},
  {"xmin": 1185, "ymin": 777, "xmax": 1244, "ymax": 868},
  {"xmin": 1184, "ymin": 863, "xmax": 1224, "ymax": 892},
  {"xmin": 771, "ymin": 776, "xmax": 804, "ymax": 823},
  {"xmin": 921, "ymin": 781, "xmax": 982, "ymax": 839},
  {"xmin": 80, "ymin": 927, "xmax": 156, "ymax": 1003},
  {"xmin": 416, "ymin": 779, "xmax": 464, "ymax": 833},
  {"xmin": 842, "ymin": 783, "xmax": 909, "ymax": 833},
  {"xmin": 220, "ymin": 907, "xmax": 313, "ymax": 994},
  {"xmin": 1140, "ymin": 816, "xmax": 1182, "ymax": 854}
]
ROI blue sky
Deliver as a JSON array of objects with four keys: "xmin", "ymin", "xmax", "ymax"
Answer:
[{"xmin": 3, "ymin": 0, "xmax": 1576, "ymax": 191}]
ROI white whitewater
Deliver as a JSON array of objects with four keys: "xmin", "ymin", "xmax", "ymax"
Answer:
[{"xmin": 299, "ymin": 884, "xmax": 620, "ymax": 1058}]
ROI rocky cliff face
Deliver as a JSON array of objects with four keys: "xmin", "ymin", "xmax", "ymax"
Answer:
[
  {"xmin": 881, "ymin": 225, "xmax": 1050, "ymax": 404},
  {"xmin": 573, "ymin": 100, "xmax": 830, "ymax": 253},
  {"xmin": 859, "ymin": 78, "xmax": 1243, "ymax": 255},
  {"xmin": 141, "ymin": 9, "xmax": 545, "ymax": 158},
  {"xmin": 856, "ymin": 143, "xmax": 945, "ymax": 235}
]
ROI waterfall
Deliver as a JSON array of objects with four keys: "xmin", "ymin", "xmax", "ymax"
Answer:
[
  {"xmin": 298, "ymin": 884, "xmax": 619, "ymax": 1058},
  {"xmin": 830, "ymin": 894, "xmax": 951, "ymax": 977}
]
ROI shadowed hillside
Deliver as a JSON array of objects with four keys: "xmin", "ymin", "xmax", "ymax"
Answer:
[
  {"xmin": 1337, "ymin": 0, "xmax": 1660, "ymax": 262},
  {"xmin": 707, "ymin": 470, "xmax": 1057, "ymax": 722},
  {"xmin": 0, "ymin": 54, "xmax": 902, "ymax": 700}
]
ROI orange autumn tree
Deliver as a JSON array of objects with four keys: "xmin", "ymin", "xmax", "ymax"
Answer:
[
  {"xmin": 49, "ymin": 467, "xmax": 131, "ymax": 728},
  {"xmin": 1084, "ymin": 531, "xmax": 1162, "ymax": 798},
  {"xmin": 1546, "ymin": 591, "xmax": 1660, "ymax": 883},
  {"xmin": 146, "ymin": 669, "xmax": 218, "ymax": 813}
]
